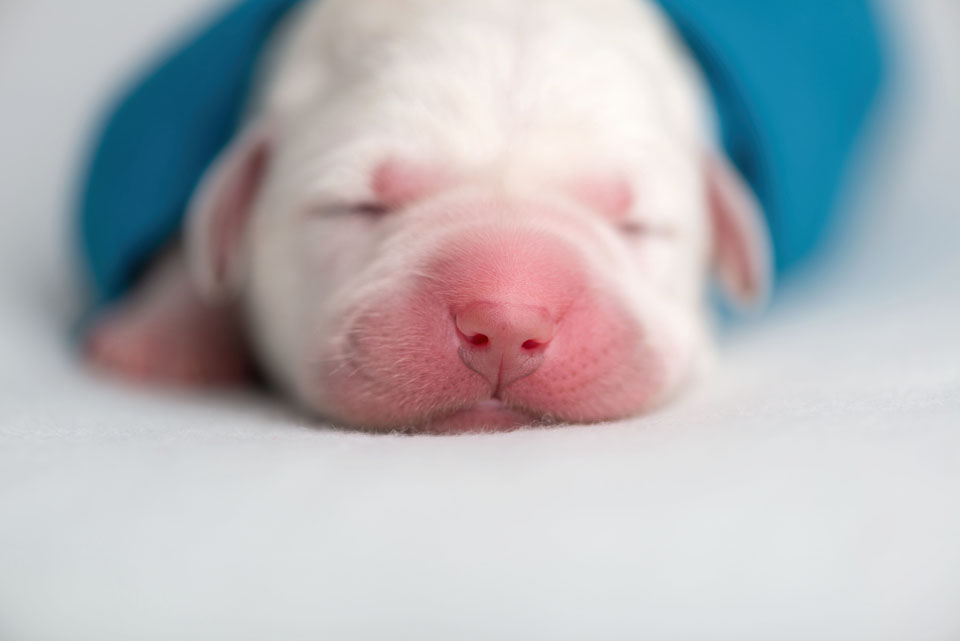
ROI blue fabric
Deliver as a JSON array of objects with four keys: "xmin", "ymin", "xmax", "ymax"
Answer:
[{"xmin": 79, "ymin": 0, "xmax": 886, "ymax": 303}]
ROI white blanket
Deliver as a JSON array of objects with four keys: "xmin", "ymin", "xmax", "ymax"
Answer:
[{"xmin": 0, "ymin": 1, "xmax": 958, "ymax": 640}]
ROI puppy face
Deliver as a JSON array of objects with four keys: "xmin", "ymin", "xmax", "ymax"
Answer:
[{"xmin": 187, "ymin": 0, "xmax": 770, "ymax": 431}]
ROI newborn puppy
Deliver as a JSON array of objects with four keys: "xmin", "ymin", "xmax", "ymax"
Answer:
[{"xmin": 87, "ymin": 0, "xmax": 771, "ymax": 432}]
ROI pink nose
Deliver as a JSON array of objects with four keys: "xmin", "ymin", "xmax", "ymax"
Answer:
[{"xmin": 455, "ymin": 302, "xmax": 557, "ymax": 390}]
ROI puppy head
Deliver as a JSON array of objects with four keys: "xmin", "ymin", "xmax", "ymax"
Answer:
[
  {"xmin": 190, "ymin": 38, "xmax": 769, "ymax": 430},
  {"xmin": 186, "ymin": 111, "xmax": 770, "ymax": 433}
]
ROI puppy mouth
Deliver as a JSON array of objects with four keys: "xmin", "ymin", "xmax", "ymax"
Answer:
[{"xmin": 422, "ymin": 398, "xmax": 544, "ymax": 434}]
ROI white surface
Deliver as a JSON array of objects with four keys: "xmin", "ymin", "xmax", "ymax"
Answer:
[{"xmin": 1, "ymin": 1, "xmax": 958, "ymax": 640}]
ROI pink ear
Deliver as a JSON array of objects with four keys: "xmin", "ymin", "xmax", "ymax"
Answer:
[
  {"xmin": 187, "ymin": 122, "xmax": 272, "ymax": 299},
  {"xmin": 706, "ymin": 153, "xmax": 773, "ymax": 308}
]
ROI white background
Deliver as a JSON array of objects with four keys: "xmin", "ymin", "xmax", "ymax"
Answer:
[{"xmin": 1, "ymin": 1, "xmax": 958, "ymax": 640}]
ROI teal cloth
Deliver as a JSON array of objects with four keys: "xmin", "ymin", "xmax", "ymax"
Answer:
[{"xmin": 79, "ymin": 0, "xmax": 886, "ymax": 303}]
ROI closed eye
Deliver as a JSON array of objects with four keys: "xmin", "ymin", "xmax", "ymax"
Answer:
[
  {"xmin": 618, "ymin": 220, "xmax": 677, "ymax": 239},
  {"xmin": 619, "ymin": 220, "xmax": 649, "ymax": 236},
  {"xmin": 305, "ymin": 201, "xmax": 392, "ymax": 218},
  {"xmin": 353, "ymin": 202, "xmax": 391, "ymax": 217}
]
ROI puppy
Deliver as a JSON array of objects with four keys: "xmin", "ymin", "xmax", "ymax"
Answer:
[{"xmin": 87, "ymin": 0, "xmax": 771, "ymax": 432}]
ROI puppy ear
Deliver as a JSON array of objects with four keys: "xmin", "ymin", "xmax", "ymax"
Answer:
[
  {"xmin": 187, "ymin": 121, "xmax": 273, "ymax": 300},
  {"xmin": 705, "ymin": 152, "xmax": 773, "ymax": 309}
]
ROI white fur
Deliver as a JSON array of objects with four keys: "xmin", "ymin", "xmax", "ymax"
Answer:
[{"xmin": 191, "ymin": 0, "xmax": 754, "ymax": 424}]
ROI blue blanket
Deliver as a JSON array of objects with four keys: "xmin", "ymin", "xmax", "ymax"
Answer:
[{"xmin": 79, "ymin": 0, "xmax": 886, "ymax": 303}]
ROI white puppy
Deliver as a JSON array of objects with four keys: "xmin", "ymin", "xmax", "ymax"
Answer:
[{"xmin": 88, "ymin": 0, "xmax": 771, "ymax": 432}]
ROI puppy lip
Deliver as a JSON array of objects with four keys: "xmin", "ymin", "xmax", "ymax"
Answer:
[
  {"xmin": 472, "ymin": 398, "xmax": 507, "ymax": 410},
  {"xmin": 423, "ymin": 398, "xmax": 541, "ymax": 434}
]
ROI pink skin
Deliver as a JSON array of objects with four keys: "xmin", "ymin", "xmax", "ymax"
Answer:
[
  {"xmin": 705, "ymin": 155, "xmax": 771, "ymax": 304},
  {"xmin": 314, "ymin": 223, "xmax": 666, "ymax": 432},
  {"xmin": 311, "ymin": 164, "xmax": 666, "ymax": 431},
  {"xmin": 85, "ymin": 249, "xmax": 253, "ymax": 386}
]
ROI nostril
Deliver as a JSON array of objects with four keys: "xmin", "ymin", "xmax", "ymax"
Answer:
[
  {"xmin": 455, "ymin": 302, "xmax": 557, "ymax": 356},
  {"xmin": 468, "ymin": 333, "xmax": 490, "ymax": 347}
]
